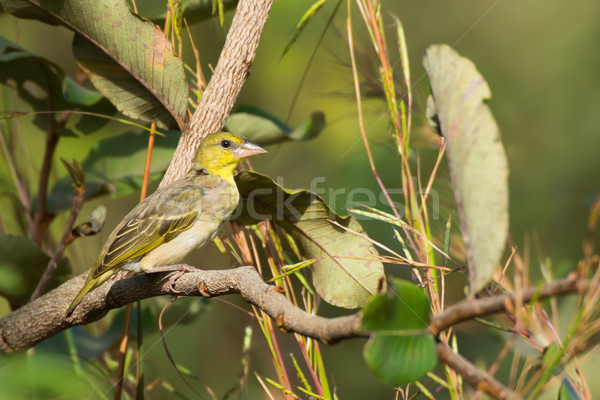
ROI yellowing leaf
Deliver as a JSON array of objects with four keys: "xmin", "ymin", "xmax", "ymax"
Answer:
[{"xmin": 234, "ymin": 171, "xmax": 385, "ymax": 308}]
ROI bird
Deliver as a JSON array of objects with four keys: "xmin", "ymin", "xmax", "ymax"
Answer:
[{"xmin": 65, "ymin": 132, "xmax": 267, "ymax": 317}]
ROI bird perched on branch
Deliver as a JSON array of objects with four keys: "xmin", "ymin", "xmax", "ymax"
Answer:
[{"xmin": 66, "ymin": 132, "xmax": 266, "ymax": 317}]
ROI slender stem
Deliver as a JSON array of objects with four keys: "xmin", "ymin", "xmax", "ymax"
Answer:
[
  {"xmin": 29, "ymin": 185, "xmax": 85, "ymax": 301},
  {"xmin": 346, "ymin": 5, "xmax": 401, "ymax": 221},
  {"xmin": 430, "ymin": 276, "xmax": 584, "ymax": 334},
  {"xmin": 114, "ymin": 304, "xmax": 133, "ymax": 400},
  {"xmin": 0, "ymin": 123, "xmax": 34, "ymax": 232},
  {"xmin": 437, "ymin": 342, "xmax": 522, "ymax": 400}
]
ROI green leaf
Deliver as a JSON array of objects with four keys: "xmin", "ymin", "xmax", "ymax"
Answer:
[
  {"xmin": 234, "ymin": 170, "xmax": 385, "ymax": 308},
  {"xmin": 46, "ymin": 132, "xmax": 180, "ymax": 213},
  {"xmin": 2, "ymin": 0, "xmax": 189, "ymax": 130},
  {"xmin": 0, "ymin": 235, "xmax": 72, "ymax": 308},
  {"xmin": 63, "ymin": 76, "xmax": 103, "ymax": 106},
  {"xmin": 423, "ymin": 44, "xmax": 509, "ymax": 294},
  {"xmin": 362, "ymin": 278, "xmax": 437, "ymax": 386},
  {"xmin": 226, "ymin": 106, "xmax": 325, "ymax": 146},
  {"xmin": 559, "ymin": 378, "xmax": 583, "ymax": 400},
  {"xmin": 0, "ymin": 36, "xmax": 111, "ymax": 136}
]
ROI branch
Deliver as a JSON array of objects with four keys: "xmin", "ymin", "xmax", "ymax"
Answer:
[
  {"xmin": 0, "ymin": 266, "xmax": 363, "ymax": 352},
  {"xmin": 437, "ymin": 342, "xmax": 523, "ymax": 400},
  {"xmin": 430, "ymin": 275, "xmax": 586, "ymax": 334},
  {"xmin": 29, "ymin": 185, "xmax": 85, "ymax": 302},
  {"xmin": 0, "ymin": 268, "xmax": 593, "ymax": 399},
  {"xmin": 160, "ymin": 0, "xmax": 274, "ymax": 186},
  {"xmin": 32, "ymin": 127, "xmax": 58, "ymax": 245}
]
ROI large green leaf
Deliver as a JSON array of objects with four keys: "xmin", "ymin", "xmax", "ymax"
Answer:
[
  {"xmin": 226, "ymin": 106, "xmax": 325, "ymax": 146},
  {"xmin": 0, "ymin": 235, "xmax": 71, "ymax": 308},
  {"xmin": 1, "ymin": 0, "xmax": 189, "ymax": 130},
  {"xmin": 423, "ymin": 44, "xmax": 509, "ymax": 294},
  {"xmin": 362, "ymin": 278, "xmax": 436, "ymax": 386},
  {"xmin": 234, "ymin": 170, "xmax": 385, "ymax": 309},
  {"xmin": 0, "ymin": 36, "xmax": 113, "ymax": 136},
  {"xmin": 46, "ymin": 132, "xmax": 180, "ymax": 214}
]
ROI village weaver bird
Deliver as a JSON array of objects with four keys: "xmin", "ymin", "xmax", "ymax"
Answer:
[{"xmin": 66, "ymin": 132, "xmax": 266, "ymax": 317}]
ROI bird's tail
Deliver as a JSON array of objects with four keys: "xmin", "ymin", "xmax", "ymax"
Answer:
[
  {"xmin": 65, "ymin": 277, "xmax": 97, "ymax": 318},
  {"xmin": 65, "ymin": 270, "xmax": 113, "ymax": 317}
]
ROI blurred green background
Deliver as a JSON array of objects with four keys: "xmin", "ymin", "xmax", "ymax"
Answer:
[{"xmin": 1, "ymin": 0, "xmax": 600, "ymax": 398}]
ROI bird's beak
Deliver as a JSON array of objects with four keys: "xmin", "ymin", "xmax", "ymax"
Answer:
[{"xmin": 233, "ymin": 139, "xmax": 267, "ymax": 159}]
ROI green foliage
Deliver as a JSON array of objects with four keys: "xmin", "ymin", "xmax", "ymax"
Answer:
[
  {"xmin": 46, "ymin": 132, "xmax": 180, "ymax": 213},
  {"xmin": 234, "ymin": 170, "xmax": 385, "ymax": 308},
  {"xmin": 0, "ymin": 235, "xmax": 71, "ymax": 308},
  {"xmin": 362, "ymin": 278, "xmax": 437, "ymax": 386},
  {"xmin": 2, "ymin": 0, "xmax": 189, "ymax": 130},
  {"xmin": 0, "ymin": 36, "xmax": 113, "ymax": 136},
  {"xmin": 424, "ymin": 44, "xmax": 509, "ymax": 294},
  {"xmin": 0, "ymin": 352, "xmax": 107, "ymax": 399},
  {"xmin": 559, "ymin": 378, "xmax": 584, "ymax": 400},
  {"xmin": 2, "ymin": 0, "xmax": 596, "ymax": 398},
  {"xmin": 227, "ymin": 106, "xmax": 325, "ymax": 146}
]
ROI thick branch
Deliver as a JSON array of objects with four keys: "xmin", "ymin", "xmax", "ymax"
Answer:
[
  {"xmin": 0, "ymin": 266, "xmax": 362, "ymax": 352},
  {"xmin": 1, "ymin": 268, "xmax": 593, "ymax": 399},
  {"xmin": 160, "ymin": 0, "xmax": 274, "ymax": 186}
]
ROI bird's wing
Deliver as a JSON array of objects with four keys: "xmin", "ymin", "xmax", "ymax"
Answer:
[{"xmin": 90, "ymin": 184, "xmax": 204, "ymax": 279}]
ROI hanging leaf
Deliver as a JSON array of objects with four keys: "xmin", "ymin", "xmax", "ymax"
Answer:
[
  {"xmin": 362, "ymin": 278, "xmax": 436, "ymax": 386},
  {"xmin": 0, "ymin": 235, "xmax": 72, "ymax": 308},
  {"xmin": 234, "ymin": 170, "xmax": 385, "ymax": 309},
  {"xmin": 423, "ymin": 44, "xmax": 509, "ymax": 294},
  {"xmin": 46, "ymin": 132, "xmax": 180, "ymax": 214},
  {"xmin": 0, "ymin": 36, "xmax": 113, "ymax": 136},
  {"xmin": 72, "ymin": 205, "xmax": 107, "ymax": 238},
  {"xmin": 2, "ymin": 0, "xmax": 189, "ymax": 130},
  {"xmin": 227, "ymin": 106, "xmax": 325, "ymax": 146}
]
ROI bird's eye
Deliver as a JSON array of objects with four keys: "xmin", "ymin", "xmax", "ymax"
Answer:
[{"xmin": 221, "ymin": 139, "xmax": 232, "ymax": 149}]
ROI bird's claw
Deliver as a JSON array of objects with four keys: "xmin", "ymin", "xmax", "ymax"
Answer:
[{"xmin": 145, "ymin": 264, "xmax": 199, "ymax": 293}]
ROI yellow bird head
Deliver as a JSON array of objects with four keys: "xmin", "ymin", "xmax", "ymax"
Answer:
[{"xmin": 188, "ymin": 132, "xmax": 267, "ymax": 182}]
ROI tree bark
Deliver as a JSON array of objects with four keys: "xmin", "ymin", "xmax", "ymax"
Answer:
[
  {"xmin": 160, "ymin": 0, "xmax": 273, "ymax": 186},
  {"xmin": 0, "ymin": 266, "xmax": 363, "ymax": 352}
]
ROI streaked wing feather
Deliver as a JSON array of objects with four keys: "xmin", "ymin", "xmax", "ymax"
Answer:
[{"xmin": 92, "ymin": 186, "xmax": 203, "ymax": 278}]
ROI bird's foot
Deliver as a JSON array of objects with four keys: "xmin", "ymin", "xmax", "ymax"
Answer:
[{"xmin": 145, "ymin": 264, "xmax": 199, "ymax": 292}]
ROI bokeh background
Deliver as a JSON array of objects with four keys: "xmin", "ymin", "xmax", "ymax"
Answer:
[{"xmin": 1, "ymin": 0, "xmax": 600, "ymax": 398}]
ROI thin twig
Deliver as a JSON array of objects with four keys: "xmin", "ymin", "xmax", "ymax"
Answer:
[
  {"xmin": 437, "ymin": 342, "xmax": 523, "ymax": 400},
  {"xmin": 29, "ymin": 184, "xmax": 85, "ymax": 301},
  {"xmin": 32, "ymin": 105, "xmax": 62, "ymax": 246},
  {"xmin": 430, "ymin": 275, "xmax": 585, "ymax": 334}
]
